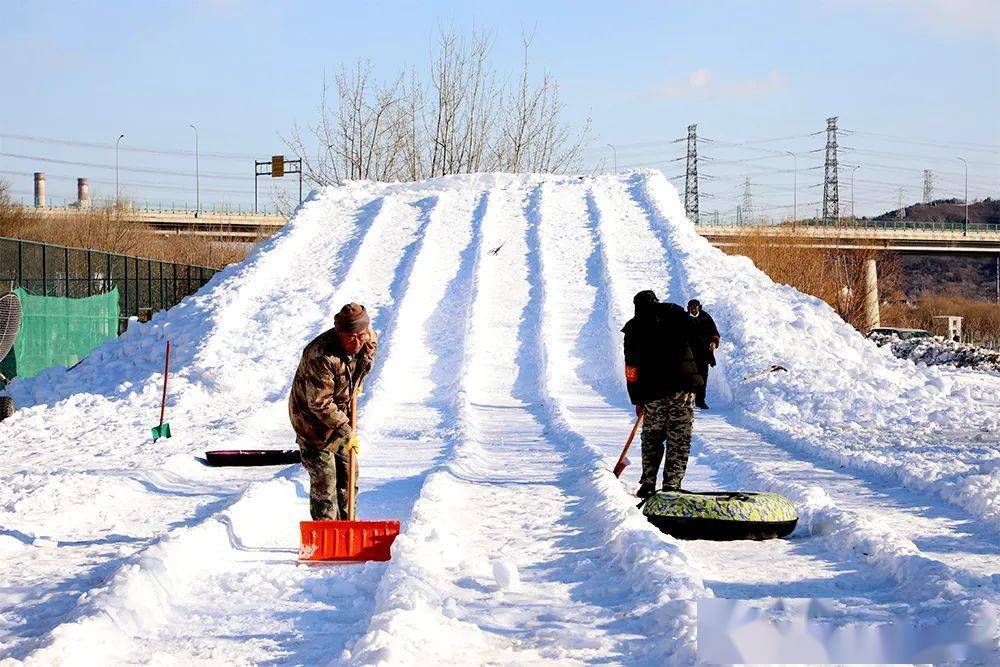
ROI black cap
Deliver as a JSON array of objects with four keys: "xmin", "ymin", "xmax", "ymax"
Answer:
[
  {"xmin": 634, "ymin": 290, "xmax": 659, "ymax": 306},
  {"xmin": 687, "ymin": 299, "xmax": 701, "ymax": 309}
]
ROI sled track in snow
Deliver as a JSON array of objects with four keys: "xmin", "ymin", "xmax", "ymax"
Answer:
[
  {"xmin": 625, "ymin": 175, "xmax": 997, "ymax": 599},
  {"xmin": 1, "ymin": 171, "xmax": 995, "ymax": 664}
]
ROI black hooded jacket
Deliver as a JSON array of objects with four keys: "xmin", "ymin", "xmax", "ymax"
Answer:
[
  {"xmin": 689, "ymin": 310, "xmax": 721, "ymax": 366},
  {"xmin": 622, "ymin": 294, "xmax": 704, "ymax": 405}
]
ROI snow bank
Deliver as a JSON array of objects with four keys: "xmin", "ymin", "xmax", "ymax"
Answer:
[{"xmin": 629, "ymin": 170, "xmax": 1000, "ymax": 525}]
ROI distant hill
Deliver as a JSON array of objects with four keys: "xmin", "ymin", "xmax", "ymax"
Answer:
[
  {"xmin": 869, "ymin": 198, "xmax": 1000, "ymax": 224},
  {"xmin": 898, "ymin": 254, "xmax": 999, "ymax": 301}
]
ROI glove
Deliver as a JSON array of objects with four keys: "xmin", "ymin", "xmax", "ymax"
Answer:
[
  {"xmin": 345, "ymin": 434, "xmax": 360, "ymax": 454},
  {"xmin": 635, "ymin": 404, "xmax": 644, "ymax": 418}
]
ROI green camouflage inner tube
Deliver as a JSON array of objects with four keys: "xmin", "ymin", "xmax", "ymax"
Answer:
[{"xmin": 640, "ymin": 490, "xmax": 798, "ymax": 541}]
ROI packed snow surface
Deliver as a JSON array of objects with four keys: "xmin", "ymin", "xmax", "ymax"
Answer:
[{"xmin": 0, "ymin": 171, "xmax": 996, "ymax": 665}]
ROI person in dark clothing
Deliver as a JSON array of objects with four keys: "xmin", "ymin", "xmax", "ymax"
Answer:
[
  {"xmin": 622, "ymin": 290, "xmax": 704, "ymax": 499},
  {"xmin": 687, "ymin": 299, "xmax": 720, "ymax": 410}
]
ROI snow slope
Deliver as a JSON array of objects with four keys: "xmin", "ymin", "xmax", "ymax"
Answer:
[{"xmin": 0, "ymin": 171, "xmax": 996, "ymax": 665}]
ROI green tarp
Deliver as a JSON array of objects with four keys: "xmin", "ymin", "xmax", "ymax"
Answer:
[{"xmin": 0, "ymin": 287, "xmax": 120, "ymax": 381}]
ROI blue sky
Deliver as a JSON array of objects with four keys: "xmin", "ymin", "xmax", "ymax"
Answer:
[{"xmin": 1, "ymin": 0, "xmax": 996, "ymax": 217}]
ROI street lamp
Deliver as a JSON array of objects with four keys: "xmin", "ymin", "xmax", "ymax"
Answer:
[
  {"xmin": 607, "ymin": 143, "xmax": 617, "ymax": 174},
  {"xmin": 784, "ymin": 151, "xmax": 797, "ymax": 223},
  {"xmin": 189, "ymin": 124, "xmax": 200, "ymax": 217},
  {"xmin": 115, "ymin": 133, "xmax": 125, "ymax": 207},
  {"xmin": 851, "ymin": 165, "xmax": 861, "ymax": 221},
  {"xmin": 957, "ymin": 157, "xmax": 968, "ymax": 237}
]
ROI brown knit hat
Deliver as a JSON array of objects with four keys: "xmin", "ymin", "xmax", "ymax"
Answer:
[{"xmin": 334, "ymin": 302, "xmax": 370, "ymax": 333}]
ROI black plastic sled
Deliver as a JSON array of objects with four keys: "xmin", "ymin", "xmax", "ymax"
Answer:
[{"xmin": 205, "ymin": 449, "xmax": 301, "ymax": 467}]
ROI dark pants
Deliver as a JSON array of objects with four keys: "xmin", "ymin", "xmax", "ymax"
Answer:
[
  {"xmin": 299, "ymin": 437, "xmax": 357, "ymax": 520},
  {"xmin": 694, "ymin": 358, "xmax": 709, "ymax": 406}
]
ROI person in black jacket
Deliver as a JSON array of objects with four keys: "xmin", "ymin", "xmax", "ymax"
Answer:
[
  {"xmin": 687, "ymin": 299, "xmax": 720, "ymax": 410},
  {"xmin": 622, "ymin": 290, "xmax": 704, "ymax": 498}
]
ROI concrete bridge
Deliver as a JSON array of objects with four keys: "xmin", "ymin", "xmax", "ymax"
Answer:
[{"xmin": 31, "ymin": 206, "xmax": 1000, "ymax": 255}]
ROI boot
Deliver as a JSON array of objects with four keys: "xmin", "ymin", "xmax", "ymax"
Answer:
[{"xmin": 636, "ymin": 482, "xmax": 656, "ymax": 499}]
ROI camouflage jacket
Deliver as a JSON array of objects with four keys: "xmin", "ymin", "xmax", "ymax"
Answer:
[{"xmin": 288, "ymin": 326, "xmax": 378, "ymax": 447}]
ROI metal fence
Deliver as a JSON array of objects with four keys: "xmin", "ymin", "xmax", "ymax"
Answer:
[{"xmin": 0, "ymin": 236, "xmax": 218, "ymax": 333}]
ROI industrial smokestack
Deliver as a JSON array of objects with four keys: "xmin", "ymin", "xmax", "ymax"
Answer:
[
  {"xmin": 77, "ymin": 178, "xmax": 90, "ymax": 208},
  {"xmin": 33, "ymin": 172, "xmax": 46, "ymax": 208}
]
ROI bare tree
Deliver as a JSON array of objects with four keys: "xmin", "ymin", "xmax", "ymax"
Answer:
[{"xmin": 284, "ymin": 27, "xmax": 589, "ymax": 185}]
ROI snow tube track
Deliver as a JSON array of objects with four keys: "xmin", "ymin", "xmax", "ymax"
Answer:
[{"xmin": 0, "ymin": 172, "xmax": 996, "ymax": 664}]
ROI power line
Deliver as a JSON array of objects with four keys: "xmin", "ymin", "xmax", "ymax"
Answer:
[
  {"xmin": 841, "ymin": 146, "xmax": 998, "ymax": 169},
  {"xmin": 0, "ymin": 132, "xmax": 257, "ymax": 160},
  {"xmin": 0, "ymin": 151, "xmax": 248, "ymax": 181},
  {"xmin": 839, "ymin": 129, "xmax": 999, "ymax": 153},
  {"xmin": 0, "ymin": 168, "xmax": 254, "ymax": 196}
]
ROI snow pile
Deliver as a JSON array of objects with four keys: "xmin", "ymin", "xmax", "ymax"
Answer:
[
  {"xmin": 0, "ymin": 171, "xmax": 995, "ymax": 664},
  {"xmin": 869, "ymin": 332, "xmax": 1000, "ymax": 374},
  {"xmin": 629, "ymin": 170, "xmax": 1000, "ymax": 525}
]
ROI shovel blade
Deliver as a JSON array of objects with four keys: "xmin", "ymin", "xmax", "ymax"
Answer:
[
  {"xmin": 299, "ymin": 519, "xmax": 400, "ymax": 562},
  {"xmin": 613, "ymin": 456, "xmax": 631, "ymax": 478},
  {"xmin": 151, "ymin": 423, "xmax": 172, "ymax": 441}
]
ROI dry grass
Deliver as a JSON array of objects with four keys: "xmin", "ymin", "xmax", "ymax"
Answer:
[
  {"xmin": 722, "ymin": 230, "xmax": 903, "ymax": 331},
  {"xmin": 882, "ymin": 295, "xmax": 1000, "ymax": 345},
  {"xmin": 0, "ymin": 180, "xmax": 251, "ymax": 268},
  {"xmin": 723, "ymin": 229, "xmax": 1000, "ymax": 345}
]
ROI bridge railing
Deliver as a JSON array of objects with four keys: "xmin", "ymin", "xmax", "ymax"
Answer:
[
  {"xmin": 14, "ymin": 195, "xmax": 284, "ymax": 216},
  {"xmin": 697, "ymin": 217, "xmax": 999, "ymax": 234}
]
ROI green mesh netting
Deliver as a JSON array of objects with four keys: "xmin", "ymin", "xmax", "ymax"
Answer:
[{"xmin": 0, "ymin": 287, "xmax": 119, "ymax": 380}]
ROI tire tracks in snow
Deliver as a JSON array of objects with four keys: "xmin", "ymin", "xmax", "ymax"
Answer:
[
  {"xmin": 622, "ymin": 171, "xmax": 998, "ymax": 626},
  {"xmin": 12, "ymin": 183, "xmax": 479, "ymax": 665}
]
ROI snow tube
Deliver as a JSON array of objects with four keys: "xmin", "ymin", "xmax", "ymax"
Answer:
[
  {"xmin": 205, "ymin": 449, "xmax": 301, "ymax": 467},
  {"xmin": 640, "ymin": 490, "xmax": 797, "ymax": 540}
]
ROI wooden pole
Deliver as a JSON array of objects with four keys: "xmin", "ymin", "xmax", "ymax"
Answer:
[
  {"xmin": 613, "ymin": 413, "xmax": 644, "ymax": 478},
  {"xmin": 158, "ymin": 340, "xmax": 171, "ymax": 427}
]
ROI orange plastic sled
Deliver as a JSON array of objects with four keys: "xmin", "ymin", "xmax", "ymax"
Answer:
[{"xmin": 299, "ymin": 396, "xmax": 400, "ymax": 563}]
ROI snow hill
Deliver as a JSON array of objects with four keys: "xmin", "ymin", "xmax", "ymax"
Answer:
[{"xmin": 0, "ymin": 171, "xmax": 997, "ymax": 664}]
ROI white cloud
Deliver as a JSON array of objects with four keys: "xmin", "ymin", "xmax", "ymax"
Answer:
[{"xmin": 636, "ymin": 68, "xmax": 787, "ymax": 102}]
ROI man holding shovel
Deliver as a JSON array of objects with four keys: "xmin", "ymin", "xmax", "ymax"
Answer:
[
  {"xmin": 289, "ymin": 303, "xmax": 378, "ymax": 520},
  {"xmin": 622, "ymin": 291, "xmax": 703, "ymax": 499}
]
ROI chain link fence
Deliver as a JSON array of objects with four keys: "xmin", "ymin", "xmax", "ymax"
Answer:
[{"xmin": 0, "ymin": 236, "xmax": 218, "ymax": 334}]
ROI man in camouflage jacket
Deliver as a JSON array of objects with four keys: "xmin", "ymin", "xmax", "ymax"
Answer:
[
  {"xmin": 622, "ymin": 291, "xmax": 704, "ymax": 499},
  {"xmin": 289, "ymin": 303, "xmax": 378, "ymax": 520}
]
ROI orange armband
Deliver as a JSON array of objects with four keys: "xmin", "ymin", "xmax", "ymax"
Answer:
[{"xmin": 625, "ymin": 365, "xmax": 639, "ymax": 382}]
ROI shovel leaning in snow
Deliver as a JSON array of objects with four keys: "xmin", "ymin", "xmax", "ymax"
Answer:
[
  {"xmin": 299, "ymin": 395, "xmax": 400, "ymax": 562},
  {"xmin": 151, "ymin": 340, "xmax": 172, "ymax": 442},
  {"xmin": 613, "ymin": 413, "xmax": 644, "ymax": 478}
]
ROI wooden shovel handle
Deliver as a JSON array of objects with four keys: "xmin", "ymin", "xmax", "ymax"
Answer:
[
  {"xmin": 158, "ymin": 340, "xmax": 171, "ymax": 427},
  {"xmin": 347, "ymin": 395, "xmax": 357, "ymax": 521},
  {"xmin": 613, "ymin": 412, "xmax": 644, "ymax": 478}
]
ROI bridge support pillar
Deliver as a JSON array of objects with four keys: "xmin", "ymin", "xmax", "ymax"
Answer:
[{"xmin": 864, "ymin": 259, "xmax": 880, "ymax": 332}]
